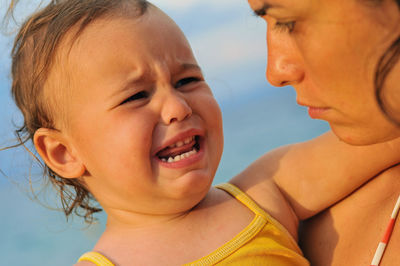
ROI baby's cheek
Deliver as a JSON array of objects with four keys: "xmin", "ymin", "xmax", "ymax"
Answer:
[
  {"xmin": 208, "ymin": 97, "xmax": 223, "ymax": 123},
  {"xmin": 205, "ymin": 96, "xmax": 224, "ymax": 143}
]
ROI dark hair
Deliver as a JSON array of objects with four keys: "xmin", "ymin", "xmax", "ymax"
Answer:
[
  {"xmin": 375, "ymin": 0, "xmax": 400, "ymax": 123},
  {"xmin": 7, "ymin": 0, "xmax": 149, "ymax": 223}
]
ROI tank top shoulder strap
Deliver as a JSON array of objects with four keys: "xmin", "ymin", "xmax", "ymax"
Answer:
[
  {"xmin": 215, "ymin": 183, "xmax": 268, "ymax": 217},
  {"xmin": 215, "ymin": 182, "xmax": 302, "ymax": 252},
  {"xmin": 77, "ymin": 251, "xmax": 115, "ymax": 266}
]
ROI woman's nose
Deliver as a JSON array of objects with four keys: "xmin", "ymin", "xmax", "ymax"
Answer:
[
  {"xmin": 266, "ymin": 28, "xmax": 304, "ymax": 87},
  {"xmin": 160, "ymin": 91, "xmax": 192, "ymax": 125}
]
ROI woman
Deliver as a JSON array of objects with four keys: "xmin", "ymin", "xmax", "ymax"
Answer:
[{"xmin": 247, "ymin": 0, "xmax": 400, "ymax": 265}]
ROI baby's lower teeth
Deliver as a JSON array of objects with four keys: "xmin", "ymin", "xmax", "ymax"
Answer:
[{"xmin": 164, "ymin": 148, "xmax": 197, "ymax": 163}]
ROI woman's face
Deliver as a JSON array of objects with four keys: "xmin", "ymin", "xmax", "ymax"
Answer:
[{"xmin": 248, "ymin": 0, "xmax": 400, "ymax": 144}]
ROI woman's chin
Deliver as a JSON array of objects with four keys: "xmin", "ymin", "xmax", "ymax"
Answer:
[{"xmin": 331, "ymin": 123, "xmax": 400, "ymax": 146}]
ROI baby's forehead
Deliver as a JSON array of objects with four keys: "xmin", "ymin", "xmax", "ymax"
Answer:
[
  {"xmin": 60, "ymin": 9, "xmax": 193, "ymax": 70},
  {"xmin": 49, "ymin": 6, "xmax": 196, "ymax": 95},
  {"xmin": 63, "ymin": 6, "xmax": 185, "ymax": 56}
]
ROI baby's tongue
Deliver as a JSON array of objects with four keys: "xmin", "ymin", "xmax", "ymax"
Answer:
[{"xmin": 157, "ymin": 143, "xmax": 194, "ymax": 158}]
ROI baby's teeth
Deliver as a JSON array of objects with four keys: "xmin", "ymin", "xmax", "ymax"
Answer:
[
  {"xmin": 184, "ymin": 137, "xmax": 193, "ymax": 144},
  {"xmin": 167, "ymin": 136, "xmax": 195, "ymax": 149},
  {"xmin": 162, "ymin": 148, "xmax": 198, "ymax": 163}
]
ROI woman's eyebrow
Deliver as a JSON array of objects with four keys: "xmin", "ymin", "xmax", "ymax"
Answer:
[{"xmin": 252, "ymin": 3, "xmax": 280, "ymax": 17}]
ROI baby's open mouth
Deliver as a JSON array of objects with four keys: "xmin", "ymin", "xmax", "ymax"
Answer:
[{"xmin": 156, "ymin": 135, "xmax": 200, "ymax": 163}]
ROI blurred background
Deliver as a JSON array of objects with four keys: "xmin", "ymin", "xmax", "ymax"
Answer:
[{"xmin": 0, "ymin": 0, "xmax": 329, "ymax": 265}]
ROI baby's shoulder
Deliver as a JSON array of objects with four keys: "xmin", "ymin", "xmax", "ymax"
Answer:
[
  {"xmin": 195, "ymin": 186, "xmax": 256, "ymax": 230},
  {"xmin": 228, "ymin": 164, "xmax": 299, "ymax": 239},
  {"xmin": 199, "ymin": 186, "xmax": 255, "ymax": 216}
]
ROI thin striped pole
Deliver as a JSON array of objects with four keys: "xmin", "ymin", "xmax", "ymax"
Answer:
[{"xmin": 370, "ymin": 195, "xmax": 400, "ymax": 266}]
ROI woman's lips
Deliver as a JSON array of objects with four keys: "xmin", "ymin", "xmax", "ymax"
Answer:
[
  {"xmin": 308, "ymin": 106, "xmax": 330, "ymax": 119},
  {"xmin": 297, "ymin": 100, "xmax": 330, "ymax": 119}
]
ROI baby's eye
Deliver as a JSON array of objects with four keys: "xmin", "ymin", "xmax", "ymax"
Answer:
[
  {"xmin": 120, "ymin": 91, "xmax": 149, "ymax": 105},
  {"xmin": 175, "ymin": 77, "xmax": 200, "ymax": 88},
  {"xmin": 274, "ymin": 21, "xmax": 296, "ymax": 33}
]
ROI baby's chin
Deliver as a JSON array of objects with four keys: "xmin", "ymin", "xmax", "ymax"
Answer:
[{"xmin": 164, "ymin": 168, "xmax": 215, "ymax": 199}]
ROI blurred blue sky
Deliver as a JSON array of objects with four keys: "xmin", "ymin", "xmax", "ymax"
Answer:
[{"xmin": 0, "ymin": 1, "xmax": 329, "ymax": 265}]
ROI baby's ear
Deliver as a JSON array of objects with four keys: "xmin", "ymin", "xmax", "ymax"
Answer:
[{"xmin": 34, "ymin": 128, "xmax": 85, "ymax": 178}]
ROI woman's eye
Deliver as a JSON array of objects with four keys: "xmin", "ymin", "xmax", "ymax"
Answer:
[
  {"xmin": 274, "ymin": 21, "xmax": 296, "ymax": 33},
  {"xmin": 121, "ymin": 91, "xmax": 149, "ymax": 105},
  {"xmin": 175, "ymin": 77, "xmax": 200, "ymax": 88}
]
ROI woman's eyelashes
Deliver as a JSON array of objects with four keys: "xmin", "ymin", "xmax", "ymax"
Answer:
[
  {"xmin": 274, "ymin": 21, "xmax": 296, "ymax": 33},
  {"xmin": 120, "ymin": 90, "xmax": 149, "ymax": 105}
]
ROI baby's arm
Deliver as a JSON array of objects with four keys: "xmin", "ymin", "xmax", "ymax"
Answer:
[{"xmin": 231, "ymin": 131, "xmax": 400, "ymax": 236}]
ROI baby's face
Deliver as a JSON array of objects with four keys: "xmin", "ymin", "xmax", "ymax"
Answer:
[{"xmin": 57, "ymin": 7, "xmax": 223, "ymax": 215}]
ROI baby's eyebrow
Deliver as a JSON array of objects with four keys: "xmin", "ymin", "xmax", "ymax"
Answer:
[
  {"xmin": 111, "ymin": 64, "xmax": 202, "ymax": 98},
  {"xmin": 181, "ymin": 63, "xmax": 202, "ymax": 73},
  {"xmin": 110, "ymin": 71, "xmax": 146, "ymax": 98}
]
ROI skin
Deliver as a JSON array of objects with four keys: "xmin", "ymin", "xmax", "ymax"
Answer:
[
  {"xmin": 53, "ymin": 7, "xmax": 225, "ymax": 220},
  {"xmin": 32, "ymin": 3, "xmax": 400, "ymax": 266},
  {"xmin": 299, "ymin": 165, "xmax": 400, "ymax": 266},
  {"xmin": 247, "ymin": 0, "xmax": 400, "ymax": 264},
  {"xmin": 247, "ymin": 0, "xmax": 400, "ymax": 145}
]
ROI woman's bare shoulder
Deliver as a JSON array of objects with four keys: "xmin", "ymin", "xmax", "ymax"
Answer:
[{"xmin": 300, "ymin": 163, "xmax": 400, "ymax": 266}]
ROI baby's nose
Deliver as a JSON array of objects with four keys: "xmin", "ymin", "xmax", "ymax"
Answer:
[{"xmin": 160, "ymin": 92, "xmax": 192, "ymax": 125}]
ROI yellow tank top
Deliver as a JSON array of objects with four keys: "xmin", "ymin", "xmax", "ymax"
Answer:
[{"xmin": 78, "ymin": 183, "xmax": 310, "ymax": 265}]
